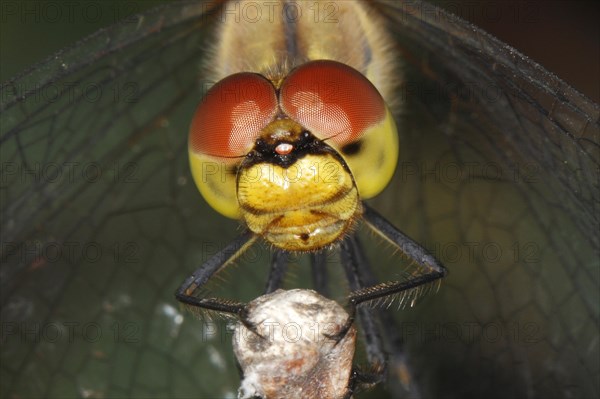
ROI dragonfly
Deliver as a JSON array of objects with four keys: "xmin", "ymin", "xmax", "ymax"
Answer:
[
  {"xmin": 173, "ymin": 2, "xmax": 446, "ymax": 396},
  {"xmin": 1, "ymin": 1, "xmax": 598, "ymax": 399}
]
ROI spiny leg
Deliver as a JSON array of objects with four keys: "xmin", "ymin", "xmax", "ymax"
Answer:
[
  {"xmin": 175, "ymin": 230, "xmax": 256, "ymax": 315},
  {"xmin": 348, "ymin": 202, "xmax": 447, "ymax": 306},
  {"xmin": 340, "ymin": 235, "xmax": 387, "ymax": 393},
  {"xmin": 310, "ymin": 251, "xmax": 330, "ymax": 297},
  {"xmin": 340, "ymin": 203, "xmax": 447, "ymax": 395},
  {"xmin": 264, "ymin": 250, "xmax": 289, "ymax": 294},
  {"xmin": 349, "ymin": 234, "xmax": 423, "ymax": 399}
]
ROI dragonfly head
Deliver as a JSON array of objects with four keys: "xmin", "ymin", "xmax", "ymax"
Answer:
[{"xmin": 188, "ymin": 60, "xmax": 399, "ymax": 251}]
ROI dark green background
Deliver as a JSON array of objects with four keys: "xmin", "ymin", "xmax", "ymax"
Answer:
[{"xmin": 1, "ymin": 1, "xmax": 598, "ymax": 398}]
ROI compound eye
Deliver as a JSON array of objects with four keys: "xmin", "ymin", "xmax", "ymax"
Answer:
[
  {"xmin": 279, "ymin": 60, "xmax": 385, "ymax": 146},
  {"xmin": 189, "ymin": 73, "xmax": 278, "ymax": 158}
]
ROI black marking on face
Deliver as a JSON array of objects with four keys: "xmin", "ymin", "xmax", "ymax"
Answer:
[{"xmin": 341, "ymin": 140, "xmax": 363, "ymax": 156}]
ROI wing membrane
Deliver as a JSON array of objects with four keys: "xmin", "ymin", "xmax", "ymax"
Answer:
[{"xmin": 1, "ymin": 1, "xmax": 598, "ymax": 398}]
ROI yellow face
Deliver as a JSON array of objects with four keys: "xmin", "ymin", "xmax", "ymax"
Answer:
[{"xmin": 189, "ymin": 60, "xmax": 398, "ymax": 251}]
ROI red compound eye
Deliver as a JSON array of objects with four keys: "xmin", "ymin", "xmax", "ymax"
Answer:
[
  {"xmin": 189, "ymin": 73, "xmax": 278, "ymax": 158},
  {"xmin": 279, "ymin": 60, "xmax": 385, "ymax": 146}
]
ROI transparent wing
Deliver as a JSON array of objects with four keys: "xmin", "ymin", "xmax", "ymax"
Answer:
[
  {"xmin": 367, "ymin": 1, "xmax": 599, "ymax": 398},
  {"xmin": 1, "ymin": 2, "xmax": 251, "ymax": 398},
  {"xmin": 1, "ymin": 1, "xmax": 598, "ymax": 399}
]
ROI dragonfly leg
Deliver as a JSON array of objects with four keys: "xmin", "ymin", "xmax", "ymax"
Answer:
[
  {"xmin": 310, "ymin": 251, "xmax": 330, "ymax": 296},
  {"xmin": 346, "ymin": 233, "xmax": 424, "ymax": 399},
  {"xmin": 338, "ymin": 201, "xmax": 449, "ymax": 396},
  {"xmin": 339, "ymin": 235, "xmax": 386, "ymax": 389},
  {"xmin": 347, "ymin": 202, "xmax": 447, "ymax": 306},
  {"xmin": 264, "ymin": 250, "xmax": 289, "ymax": 294},
  {"xmin": 174, "ymin": 230, "xmax": 256, "ymax": 315}
]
